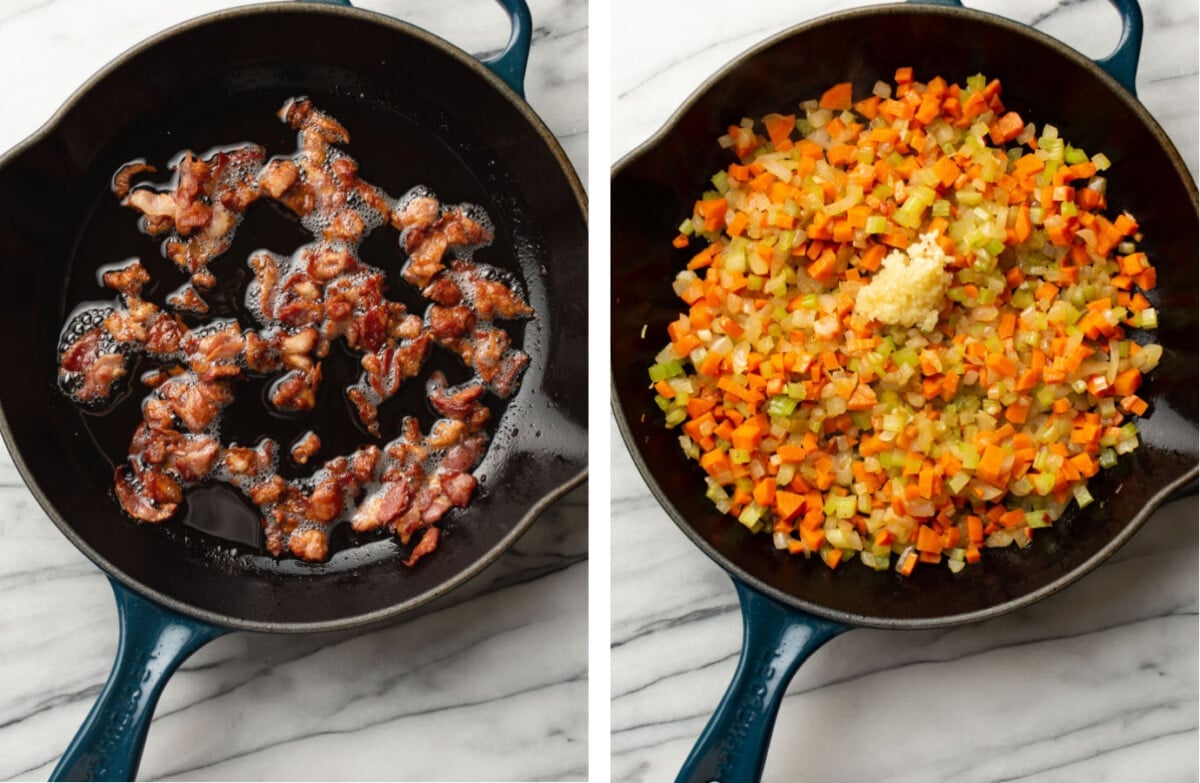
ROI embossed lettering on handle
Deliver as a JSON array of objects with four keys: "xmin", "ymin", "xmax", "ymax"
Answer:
[
  {"xmin": 676, "ymin": 579, "xmax": 847, "ymax": 783},
  {"xmin": 50, "ymin": 578, "xmax": 226, "ymax": 782}
]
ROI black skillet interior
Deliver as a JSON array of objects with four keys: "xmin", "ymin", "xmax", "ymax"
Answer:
[
  {"xmin": 0, "ymin": 5, "xmax": 587, "ymax": 629},
  {"xmin": 612, "ymin": 6, "xmax": 1198, "ymax": 627}
]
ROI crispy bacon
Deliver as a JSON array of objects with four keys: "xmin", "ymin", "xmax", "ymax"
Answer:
[
  {"xmin": 403, "ymin": 527, "xmax": 440, "ymax": 567},
  {"xmin": 62, "ymin": 99, "xmax": 530, "ymax": 566},
  {"xmin": 111, "ymin": 162, "xmax": 157, "ymax": 199},
  {"xmin": 102, "ymin": 260, "xmax": 151, "ymax": 297},
  {"xmin": 290, "ymin": 431, "xmax": 321, "ymax": 465}
]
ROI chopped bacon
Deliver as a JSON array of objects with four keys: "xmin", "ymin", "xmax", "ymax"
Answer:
[
  {"xmin": 102, "ymin": 260, "xmax": 151, "ymax": 297},
  {"xmin": 422, "ymin": 273, "xmax": 462, "ymax": 305},
  {"xmin": 473, "ymin": 278, "xmax": 533, "ymax": 320},
  {"xmin": 111, "ymin": 162, "xmax": 157, "ymax": 199},
  {"xmin": 115, "ymin": 464, "xmax": 177, "ymax": 523},
  {"xmin": 403, "ymin": 527, "xmax": 440, "ymax": 567},
  {"xmin": 158, "ymin": 377, "xmax": 226, "ymax": 433},
  {"xmin": 271, "ymin": 365, "xmax": 322, "ymax": 412},
  {"xmin": 288, "ymin": 528, "xmax": 329, "ymax": 562},
  {"xmin": 62, "ymin": 99, "xmax": 529, "ymax": 566},
  {"xmin": 427, "ymin": 372, "xmax": 486, "ymax": 421},
  {"xmin": 428, "ymin": 305, "xmax": 475, "ymax": 340},
  {"xmin": 258, "ymin": 158, "xmax": 300, "ymax": 199},
  {"xmin": 396, "ymin": 195, "xmax": 439, "ymax": 231},
  {"xmin": 440, "ymin": 471, "xmax": 477, "ymax": 508},
  {"xmin": 79, "ymin": 352, "xmax": 127, "ymax": 401},
  {"xmin": 307, "ymin": 477, "xmax": 343, "ymax": 523},
  {"xmin": 167, "ymin": 436, "xmax": 221, "ymax": 482},
  {"xmin": 167, "ymin": 284, "xmax": 208, "ymax": 314},
  {"xmin": 290, "ymin": 431, "xmax": 321, "ymax": 465}
]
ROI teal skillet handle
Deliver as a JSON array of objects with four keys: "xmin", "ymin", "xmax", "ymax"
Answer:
[
  {"xmin": 906, "ymin": 0, "xmax": 1143, "ymax": 96},
  {"xmin": 299, "ymin": 0, "xmax": 532, "ymax": 97},
  {"xmin": 675, "ymin": 579, "xmax": 847, "ymax": 783},
  {"xmin": 49, "ymin": 578, "xmax": 226, "ymax": 782}
]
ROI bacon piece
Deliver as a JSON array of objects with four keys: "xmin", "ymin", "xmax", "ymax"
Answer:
[
  {"xmin": 290, "ymin": 431, "xmax": 321, "ymax": 465},
  {"xmin": 115, "ymin": 465, "xmax": 177, "ymax": 523},
  {"xmin": 422, "ymin": 273, "xmax": 462, "ymax": 305},
  {"xmin": 158, "ymin": 377, "xmax": 226, "ymax": 433},
  {"xmin": 403, "ymin": 527, "xmax": 440, "ymax": 567},
  {"xmin": 473, "ymin": 278, "xmax": 533, "ymax": 320},
  {"xmin": 123, "ymin": 189, "xmax": 179, "ymax": 233},
  {"xmin": 426, "ymin": 372, "xmax": 486, "ymax": 421},
  {"xmin": 428, "ymin": 305, "xmax": 475, "ymax": 340},
  {"xmin": 80, "ymin": 353, "xmax": 127, "ymax": 401},
  {"xmin": 440, "ymin": 471, "xmax": 477, "ymax": 508},
  {"xmin": 288, "ymin": 528, "xmax": 329, "ymax": 562},
  {"xmin": 280, "ymin": 97, "xmax": 350, "ymax": 144},
  {"xmin": 259, "ymin": 158, "xmax": 300, "ymax": 199},
  {"xmin": 167, "ymin": 284, "xmax": 208, "ymax": 314},
  {"xmin": 307, "ymin": 477, "xmax": 343, "ymax": 523},
  {"xmin": 167, "ymin": 436, "xmax": 221, "ymax": 482},
  {"xmin": 403, "ymin": 232, "xmax": 448, "ymax": 288},
  {"xmin": 396, "ymin": 195, "xmax": 439, "ymax": 231},
  {"xmin": 270, "ymin": 365, "xmax": 322, "ymax": 412},
  {"xmin": 112, "ymin": 162, "xmax": 157, "ymax": 199},
  {"xmin": 346, "ymin": 386, "xmax": 379, "ymax": 436},
  {"xmin": 102, "ymin": 260, "xmax": 151, "ymax": 297}
]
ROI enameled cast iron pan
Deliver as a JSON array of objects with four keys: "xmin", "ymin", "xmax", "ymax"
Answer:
[
  {"xmin": 611, "ymin": 1, "xmax": 1197, "ymax": 780},
  {"xmin": 0, "ymin": 1, "xmax": 587, "ymax": 779}
]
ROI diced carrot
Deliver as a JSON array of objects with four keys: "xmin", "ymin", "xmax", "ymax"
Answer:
[
  {"xmin": 819, "ymin": 82, "xmax": 854, "ymax": 111},
  {"xmin": 762, "ymin": 113, "xmax": 796, "ymax": 147}
]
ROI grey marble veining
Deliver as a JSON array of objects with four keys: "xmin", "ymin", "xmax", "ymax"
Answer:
[
  {"xmin": 611, "ymin": 1, "xmax": 1198, "ymax": 781},
  {"xmin": 0, "ymin": 1, "xmax": 587, "ymax": 780}
]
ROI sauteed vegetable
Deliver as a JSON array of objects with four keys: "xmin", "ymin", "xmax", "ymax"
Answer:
[{"xmin": 654, "ymin": 69, "xmax": 1160, "ymax": 575}]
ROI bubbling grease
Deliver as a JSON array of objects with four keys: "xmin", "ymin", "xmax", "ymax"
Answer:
[{"xmin": 56, "ymin": 98, "xmax": 535, "ymax": 564}]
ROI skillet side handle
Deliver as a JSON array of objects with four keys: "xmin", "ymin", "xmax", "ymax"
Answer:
[
  {"xmin": 906, "ymin": 0, "xmax": 1143, "ymax": 97},
  {"xmin": 50, "ymin": 578, "xmax": 226, "ymax": 782},
  {"xmin": 1094, "ymin": 0, "xmax": 1143, "ymax": 97},
  {"xmin": 676, "ymin": 580, "xmax": 847, "ymax": 783},
  {"xmin": 479, "ymin": 0, "xmax": 533, "ymax": 98}
]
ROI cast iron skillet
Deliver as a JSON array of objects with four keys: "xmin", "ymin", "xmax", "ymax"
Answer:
[
  {"xmin": 0, "ymin": 1, "xmax": 587, "ymax": 779},
  {"xmin": 612, "ymin": 1, "xmax": 1197, "ymax": 780}
]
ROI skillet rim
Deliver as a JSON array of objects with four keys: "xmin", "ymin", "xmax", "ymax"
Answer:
[
  {"xmin": 0, "ymin": 1, "xmax": 588, "ymax": 633},
  {"xmin": 610, "ymin": 2, "xmax": 1199, "ymax": 630}
]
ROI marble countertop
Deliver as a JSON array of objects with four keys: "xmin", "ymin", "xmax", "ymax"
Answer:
[
  {"xmin": 611, "ymin": 1, "xmax": 1198, "ymax": 781},
  {"xmin": 0, "ymin": 1, "xmax": 586, "ymax": 780}
]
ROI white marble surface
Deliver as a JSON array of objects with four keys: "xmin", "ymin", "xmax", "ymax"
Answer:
[
  {"xmin": 611, "ymin": 1, "xmax": 1198, "ymax": 781},
  {"xmin": 0, "ymin": 1, "xmax": 586, "ymax": 781}
]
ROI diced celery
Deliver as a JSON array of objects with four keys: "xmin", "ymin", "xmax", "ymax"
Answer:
[
  {"xmin": 1092, "ymin": 152, "xmax": 1111, "ymax": 171},
  {"xmin": 1072, "ymin": 484, "xmax": 1094, "ymax": 508},
  {"xmin": 738, "ymin": 502, "xmax": 765, "ymax": 531},
  {"xmin": 678, "ymin": 218, "xmax": 695, "ymax": 236},
  {"xmin": 1064, "ymin": 146, "xmax": 1088, "ymax": 165},
  {"xmin": 865, "ymin": 215, "xmax": 888, "ymax": 235},
  {"xmin": 649, "ymin": 360, "xmax": 684, "ymax": 382},
  {"xmin": 729, "ymin": 448, "xmax": 751, "ymax": 464},
  {"xmin": 711, "ymin": 169, "xmax": 729, "ymax": 194},
  {"xmin": 665, "ymin": 407, "xmax": 687, "ymax": 426},
  {"xmin": 654, "ymin": 394, "xmax": 671, "ymax": 412},
  {"xmin": 1099, "ymin": 448, "xmax": 1118, "ymax": 469},
  {"xmin": 1027, "ymin": 511, "xmax": 1052, "ymax": 528},
  {"xmin": 767, "ymin": 396, "xmax": 798, "ymax": 418}
]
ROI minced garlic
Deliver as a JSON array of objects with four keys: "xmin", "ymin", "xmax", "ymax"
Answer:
[{"xmin": 853, "ymin": 232, "xmax": 951, "ymax": 332}]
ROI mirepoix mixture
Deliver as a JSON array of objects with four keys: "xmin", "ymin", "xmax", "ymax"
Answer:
[
  {"xmin": 58, "ymin": 99, "xmax": 533, "ymax": 564},
  {"xmin": 653, "ymin": 69, "xmax": 1160, "ymax": 576}
]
